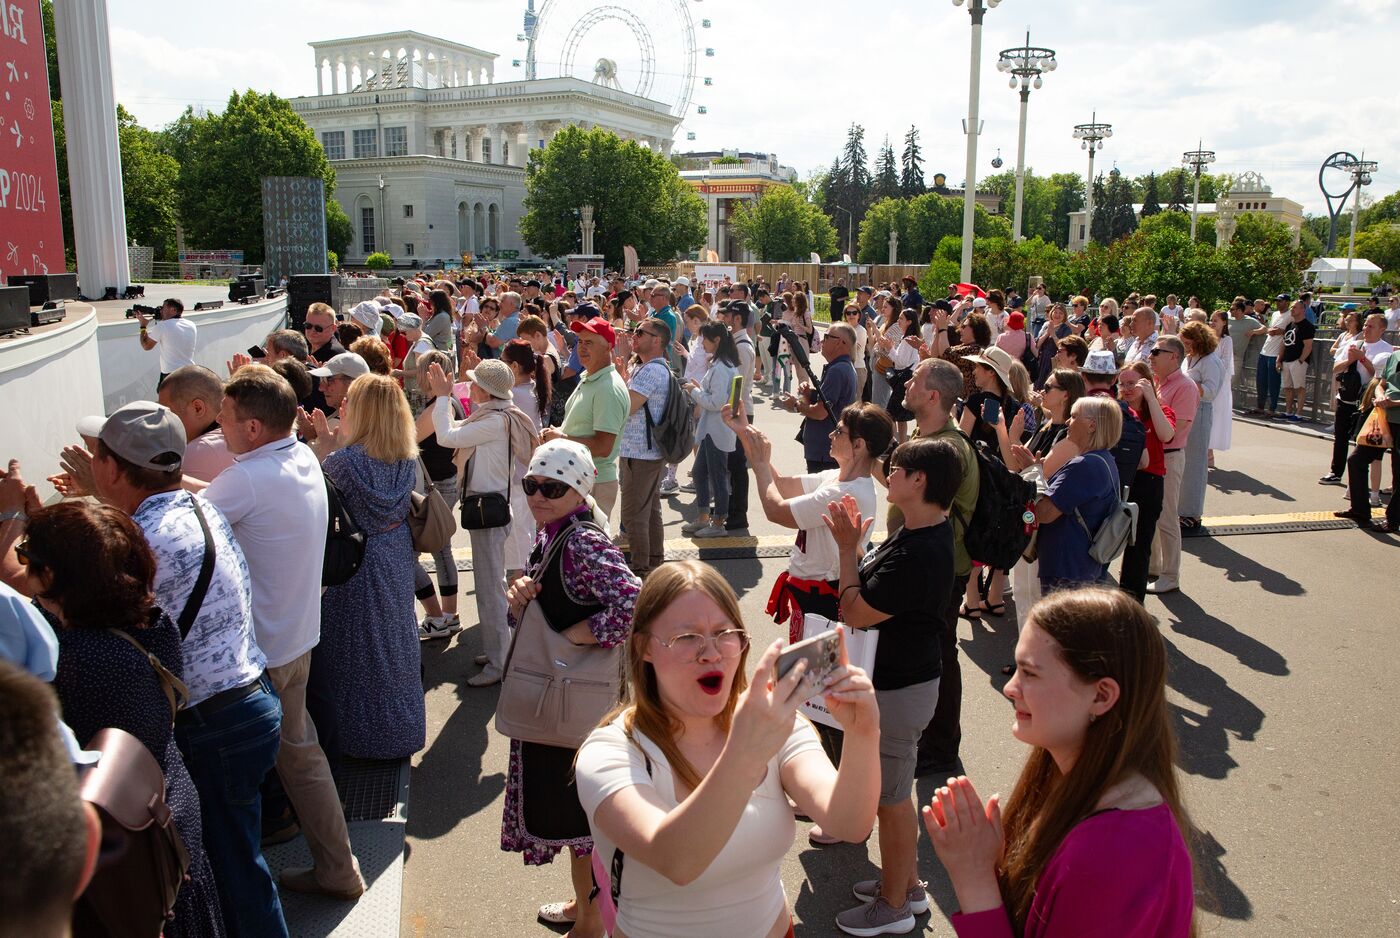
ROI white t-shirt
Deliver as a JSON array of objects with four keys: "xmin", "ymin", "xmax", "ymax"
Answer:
[
  {"xmin": 1386, "ymin": 307, "xmax": 1400, "ymax": 332},
  {"xmin": 147, "ymin": 317, "xmax": 198, "ymax": 373},
  {"xmin": 203, "ymin": 438, "xmax": 328, "ymax": 669},
  {"xmin": 850, "ymin": 323, "xmax": 868, "ymax": 366},
  {"xmin": 1260, "ymin": 311, "xmax": 1290, "ymax": 358},
  {"xmin": 576, "ymin": 715, "xmax": 822, "ymax": 938},
  {"xmin": 787, "ymin": 471, "xmax": 876, "ymax": 581},
  {"xmin": 1361, "ymin": 339, "xmax": 1395, "ymax": 381}
]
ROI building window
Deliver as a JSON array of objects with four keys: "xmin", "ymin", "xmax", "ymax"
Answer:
[
  {"xmin": 404, "ymin": 243, "xmax": 415, "ymax": 256},
  {"xmin": 384, "ymin": 126, "xmax": 408, "ymax": 157},
  {"xmin": 360, "ymin": 206, "xmax": 375, "ymax": 254},
  {"xmin": 502, "ymin": 141, "xmax": 510, "ymax": 164},
  {"xmin": 353, "ymin": 128, "xmax": 378, "ymax": 159},
  {"xmin": 482, "ymin": 137, "xmax": 492, "ymax": 163},
  {"xmin": 403, "ymin": 204, "xmax": 414, "ymax": 218},
  {"xmin": 321, "ymin": 131, "xmax": 345, "ymax": 161},
  {"xmin": 1078, "ymin": 224, "xmax": 1085, "ymax": 241}
]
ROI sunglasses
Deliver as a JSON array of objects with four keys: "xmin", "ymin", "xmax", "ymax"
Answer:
[
  {"xmin": 15, "ymin": 538, "xmax": 35, "ymax": 566},
  {"xmin": 1150, "ymin": 348, "xmax": 1173, "ymax": 357},
  {"xmin": 304, "ymin": 323, "xmax": 330, "ymax": 332},
  {"xmin": 522, "ymin": 477, "xmax": 573, "ymax": 499}
]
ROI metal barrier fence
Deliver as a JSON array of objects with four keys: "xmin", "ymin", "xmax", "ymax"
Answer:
[
  {"xmin": 332, "ymin": 277, "xmax": 392, "ymax": 316},
  {"xmin": 1232, "ymin": 328, "xmax": 1399, "ymax": 424}
]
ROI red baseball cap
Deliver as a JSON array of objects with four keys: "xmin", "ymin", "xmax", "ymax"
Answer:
[
  {"xmin": 1008, "ymin": 311, "xmax": 1026, "ymax": 330},
  {"xmin": 570, "ymin": 316, "xmax": 617, "ymax": 349}
]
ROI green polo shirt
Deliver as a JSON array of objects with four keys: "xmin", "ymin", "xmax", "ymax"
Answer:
[{"xmin": 561, "ymin": 363, "xmax": 631, "ymax": 483}]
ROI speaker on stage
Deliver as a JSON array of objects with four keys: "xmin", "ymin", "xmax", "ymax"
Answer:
[
  {"xmin": 0, "ymin": 287, "xmax": 31, "ymax": 334},
  {"xmin": 8, "ymin": 273, "xmax": 80, "ymax": 306},
  {"xmin": 228, "ymin": 278, "xmax": 266, "ymax": 303},
  {"xmin": 286, "ymin": 274, "xmax": 335, "ymax": 329}
]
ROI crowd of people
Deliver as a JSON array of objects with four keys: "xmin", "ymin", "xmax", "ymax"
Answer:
[{"xmin": 4, "ymin": 262, "xmax": 1394, "ymax": 938}]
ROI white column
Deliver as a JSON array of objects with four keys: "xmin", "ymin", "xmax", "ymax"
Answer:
[
  {"xmin": 53, "ymin": 0, "xmax": 130, "ymax": 293},
  {"xmin": 524, "ymin": 122, "xmax": 541, "ymax": 155},
  {"xmin": 958, "ymin": 8, "xmax": 986, "ymax": 282},
  {"xmin": 661, "ymin": 137, "xmax": 673, "ymax": 157},
  {"xmin": 496, "ymin": 125, "xmax": 509, "ymax": 165},
  {"xmin": 487, "ymin": 63, "xmax": 495, "ymax": 83},
  {"xmin": 470, "ymin": 127, "xmax": 484, "ymax": 162},
  {"xmin": 316, "ymin": 55, "xmax": 324, "ymax": 96},
  {"xmin": 331, "ymin": 55, "xmax": 340, "ymax": 94}
]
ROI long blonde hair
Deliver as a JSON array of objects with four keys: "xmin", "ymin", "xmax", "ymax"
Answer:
[
  {"xmin": 603, "ymin": 561, "xmax": 750, "ymax": 793},
  {"xmin": 340, "ymin": 374, "xmax": 418, "ymax": 462}
]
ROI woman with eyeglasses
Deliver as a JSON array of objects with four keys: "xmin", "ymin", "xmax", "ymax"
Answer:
[
  {"xmin": 1033, "ymin": 304, "xmax": 1072, "ymax": 388},
  {"xmin": 576, "ymin": 561, "xmax": 880, "ymax": 938},
  {"xmin": 844, "ymin": 304, "xmax": 869, "ymax": 400},
  {"xmin": 497, "ymin": 439, "xmax": 640, "ymax": 938}
]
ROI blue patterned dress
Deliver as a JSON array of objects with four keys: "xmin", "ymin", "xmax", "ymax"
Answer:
[
  {"xmin": 500, "ymin": 507, "xmax": 640, "ymax": 865},
  {"xmin": 316, "ymin": 444, "xmax": 426, "ymax": 760}
]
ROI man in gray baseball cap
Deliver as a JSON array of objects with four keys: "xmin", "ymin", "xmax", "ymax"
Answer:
[
  {"xmin": 308, "ymin": 352, "xmax": 370, "ymax": 412},
  {"xmin": 78, "ymin": 401, "xmax": 188, "ymax": 476}
]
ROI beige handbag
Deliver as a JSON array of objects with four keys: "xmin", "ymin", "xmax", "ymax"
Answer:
[
  {"xmin": 409, "ymin": 458, "xmax": 456, "ymax": 554},
  {"xmin": 494, "ymin": 520, "xmax": 622, "ymax": 749}
]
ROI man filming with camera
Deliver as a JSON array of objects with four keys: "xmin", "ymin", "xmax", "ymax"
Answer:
[{"xmin": 134, "ymin": 298, "xmax": 198, "ymax": 389}]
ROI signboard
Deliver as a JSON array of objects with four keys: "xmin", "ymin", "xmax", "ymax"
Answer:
[
  {"xmin": 0, "ymin": 0, "xmax": 65, "ymax": 282},
  {"xmin": 693, "ymin": 263, "xmax": 737, "ymax": 293},
  {"xmin": 260, "ymin": 176, "xmax": 328, "ymax": 284},
  {"xmin": 178, "ymin": 249, "xmax": 244, "ymax": 279},
  {"xmin": 566, "ymin": 253, "xmax": 604, "ymax": 281}
]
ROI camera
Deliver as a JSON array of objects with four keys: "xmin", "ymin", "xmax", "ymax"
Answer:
[{"xmin": 125, "ymin": 303, "xmax": 159, "ymax": 319}]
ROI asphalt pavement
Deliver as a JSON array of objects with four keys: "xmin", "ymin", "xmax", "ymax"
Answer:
[{"xmin": 398, "ymin": 387, "xmax": 1400, "ymax": 938}]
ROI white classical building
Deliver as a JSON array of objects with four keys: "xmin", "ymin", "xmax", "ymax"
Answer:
[
  {"xmin": 290, "ymin": 31, "xmax": 680, "ymax": 264},
  {"xmin": 676, "ymin": 151, "xmax": 798, "ymax": 262}
]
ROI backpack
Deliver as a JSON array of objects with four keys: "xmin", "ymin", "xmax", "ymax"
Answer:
[
  {"xmin": 1109, "ymin": 398, "xmax": 1146, "ymax": 489},
  {"xmin": 641, "ymin": 360, "xmax": 697, "ymax": 465},
  {"xmin": 322, "ymin": 474, "xmax": 366, "ymax": 587},
  {"xmin": 951, "ymin": 431, "xmax": 1038, "ymax": 571},
  {"xmin": 1071, "ymin": 453, "xmax": 1139, "ymax": 564}
]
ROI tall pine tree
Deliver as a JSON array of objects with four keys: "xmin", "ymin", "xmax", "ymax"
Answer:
[
  {"xmin": 1167, "ymin": 172, "xmax": 1189, "ymax": 212},
  {"xmin": 1108, "ymin": 169, "xmax": 1138, "ymax": 240},
  {"xmin": 874, "ymin": 137, "xmax": 900, "ymax": 201},
  {"xmin": 1089, "ymin": 173, "xmax": 1111, "ymax": 245},
  {"xmin": 1140, "ymin": 172, "xmax": 1162, "ymax": 216},
  {"xmin": 836, "ymin": 124, "xmax": 871, "ymax": 256},
  {"xmin": 900, "ymin": 125, "xmax": 925, "ymax": 196}
]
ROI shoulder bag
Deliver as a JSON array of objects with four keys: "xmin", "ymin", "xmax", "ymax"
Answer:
[
  {"xmin": 494, "ymin": 520, "xmax": 621, "ymax": 749},
  {"xmin": 409, "ymin": 457, "xmax": 457, "ymax": 553},
  {"xmin": 460, "ymin": 416, "xmax": 513, "ymax": 530}
]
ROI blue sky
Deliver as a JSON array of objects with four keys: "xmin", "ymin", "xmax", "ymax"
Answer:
[{"xmin": 107, "ymin": 0, "xmax": 1399, "ymax": 214}]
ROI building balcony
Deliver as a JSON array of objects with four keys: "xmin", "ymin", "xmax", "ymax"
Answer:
[{"xmin": 290, "ymin": 76, "xmax": 674, "ymax": 118}]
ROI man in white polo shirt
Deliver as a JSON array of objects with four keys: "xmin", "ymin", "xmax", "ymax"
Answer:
[
  {"xmin": 189, "ymin": 363, "xmax": 365, "ymax": 901},
  {"xmin": 136, "ymin": 298, "xmax": 198, "ymax": 389}
]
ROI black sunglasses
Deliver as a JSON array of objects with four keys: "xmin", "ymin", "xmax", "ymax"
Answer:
[
  {"xmin": 522, "ymin": 477, "xmax": 573, "ymax": 499},
  {"xmin": 1150, "ymin": 348, "xmax": 1173, "ymax": 357}
]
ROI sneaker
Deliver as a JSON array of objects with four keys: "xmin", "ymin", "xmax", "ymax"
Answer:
[
  {"xmin": 658, "ymin": 479, "xmax": 680, "ymax": 497},
  {"xmin": 1319, "ymin": 474, "xmax": 1343, "ymax": 485},
  {"xmin": 442, "ymin": 612, "xmax": 460, "ymax": 628},
  {"xmin": 679, "ymin": 481, "xmax": 697, "ymax": 493},
  {"xmin": 852, "ymin": 880, "xmax": 930, "ymax": 915},
  {"xmin": 1288, "ymin": 414, "xmax": 1302, "ymax": 423},
  {"xmin": 681, "ymin": 518, "xmax": 711, "ymax": 536},
  {"xmin": 693, "ymin": 522, "xmax": 728, "ymax": 538},
  {"xmin": 1145, "ymin": 578, "xmax": 1180, "ymax": 595},
  {"xmin": 419, "ymin": 616, "xmax": 460, "ymax": 642},
  {"xmin": 835, "ymin": 895, "xmax": 916, "ymax": 936},
  {"xmin": 1370, "ymin": 491, "xmax": 1383, "ymax": 507},
  {"xmin": 723, "ymin": 526, "xmax": 750, "ymax": 537}
]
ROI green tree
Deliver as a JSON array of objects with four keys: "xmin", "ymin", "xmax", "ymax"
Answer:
[
  {"xmin": 325, "ymin": 199, "xmax": 353, "ymax": 261},
  {"xmin": 873, "ymin": 137, "xmax": 900, "ymax": 202},
  {"xmin": 51, "ymin": 101, "xmax": 73, "ymax": 268},
  {"xmin": 855, "ymin": 197, "xmax": 908, "ymax": 263},
  {"xmin": 729, "ymin": 184, "xmax": 836, "ymax": 261},
  {"xmin": 117, "ymin": 106, "xmax": 180, "ymax": 260},
  {"xmin": 519, "ymin": 126, "xmax": 704, "ymax": 264},
  {"xmin": 42, "ymin": 0, "xmax": 60, "ymax": 99},
  {"xmin": 1108, "ymin": 170, "xmax": 1138, "ymax": 241},
  {"xmin": 175, "ymin": 90, "xmax": 336, "ymax": 263},
  {"xmin": 1215, "ymin": 213, "xmax": 1308, "ymax": 304},
  {"xmin": 1355, "ymin": 223, "xmax": 1400, "ymax": 274},
  {"xmin": 1360, "ymin": 191, "xmax": 1400, "ymax": 230},
  {"xmin": 364, "ymin": 251, "xmax": 391, "ymax": 271},
  {"xmin": 903, "ymin": 192, "xmax": 1008, "ymax": 262},
  {"xmin": 1165, "ymin": 171, "xmax": 1189, "ymax": 212},
  {"xmin": 1140, "ymin": 172, "xmax": 1162, "ymax": 216},
  {"xmin": 900, "ymin": 126, "xmax": 925, "ymax": 196},
  {"xmin": 1048, "ymin": 172, "xmax": 1085, "ymax": 249},
  {"xmin": 1089, "ymin": 174, "xmax": 1111, "ymax": 245}
]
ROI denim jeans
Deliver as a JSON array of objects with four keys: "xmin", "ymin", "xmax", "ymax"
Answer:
[
  {"xmin": 1256, "ymin": 354, "xmax": 1281, "ymax": 411},
  {"xmin": 693, "ymin": 436, "xmax": 731, "ymax": 520},
  {"xmin": 175, "ymin": 676, "xmax": 287, "ymax": 938}
]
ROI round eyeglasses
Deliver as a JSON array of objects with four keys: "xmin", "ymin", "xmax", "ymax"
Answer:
[{"xmin": 650, "ymin": 628, "xmax": 749, "ymax": 663}]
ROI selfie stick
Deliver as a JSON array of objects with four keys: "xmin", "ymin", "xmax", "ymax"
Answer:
[{"xmin": 774, "ymin": 321, "xmax": 834, "ymax": 419}]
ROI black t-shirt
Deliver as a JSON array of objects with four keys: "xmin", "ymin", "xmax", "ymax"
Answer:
[
  {"xmin": 1281, "ymin": 318, "xmax": 1315, "ymax": 363},
  {"xmin": 309, "ymin": 336, "xmax": 346, "ymax": 365},
  {"xmin": 829, "ymin": 285, "xmax": 850, "ymax": 312},
  {"xmin": 858, "ymin": 521, "xmax": 954, "ymax": 691}
]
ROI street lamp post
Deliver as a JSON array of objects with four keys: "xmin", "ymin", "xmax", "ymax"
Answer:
[
  {"xmin": 997, "ymin": 33, "xmax": 1057, "ymax": 242},
  {"xmin": 1339, "ymin": 154, "xmax": 1377, "ymax": 294},
  {"xmin": 1071, "ymin": 113, "xmax": 1112, "ymax": 249},
  {"xmin": 952, "ymin": 0, "xmax": 1001, "ymax": 282},
  {"xmin": 1182, "ymin": 142, "xmax": 1216, "ymax": 241},
  {"xmin": 378, "ymin": 173, "xmax": 389, "ymax": 259}
]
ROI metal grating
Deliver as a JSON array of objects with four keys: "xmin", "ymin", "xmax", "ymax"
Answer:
[{"xmin": 337, "ymin": 756, "xmax": 409, "ymax": 822}]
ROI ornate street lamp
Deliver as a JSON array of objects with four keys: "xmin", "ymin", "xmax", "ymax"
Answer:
[
  {"xmin": 1071, "ymin": 113, "xmax": 1112, "ymax": 249},
  {"xmin": 1337, "ymin": 154, "xmax": 1377, "ymax": 293},
  {"xmin": 1182, "ymin": 142, "xmax": 1216, "ymax": 241},
  {"xmin": 997, "ymin": 32, "xmax": 1057, "ymax": 242},
  {"xmin": 951, "ymin": 0, "xmax": 1001, "ymax": 281}
]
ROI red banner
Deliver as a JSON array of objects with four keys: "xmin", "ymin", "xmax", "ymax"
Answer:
[{"xmin": 0, "ymin": 0, "xmax": 65, "ymax": 281}]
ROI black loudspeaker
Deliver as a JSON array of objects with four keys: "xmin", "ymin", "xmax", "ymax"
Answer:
[
  {"xmin": 8, "ymin": 273, "xmax": 80, "ymax": 305},
  {"xmin": 0, "ymin": 286, "xmax": 31, "ymax": 333},
  {"xmin": 287, "ymin": 274, "xmax": 335, "ymax": 329},
  {"xmin": 228, "ymin": 278, "xmax": 265, "ymax": 303}
]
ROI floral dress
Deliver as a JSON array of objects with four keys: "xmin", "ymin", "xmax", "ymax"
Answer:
[{"xmin": 500, "ymin": 506, "xmax": 640, "ymax": 865}]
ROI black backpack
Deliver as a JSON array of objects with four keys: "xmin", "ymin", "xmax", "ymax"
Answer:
[
  {"xmin": 322, "ymin": 475, "xmax": 366, "ymax": 586},
  {"xmin": 952, "ymin": 431, "xmax": 1038, "ymax": 571},
  {"xmin": 1109, "ymin": 399, "xmax": 1146, "ymax": 489},
  {"xmin": 641, "ymin": 360, "xmax": 697, "ymax": 465}
]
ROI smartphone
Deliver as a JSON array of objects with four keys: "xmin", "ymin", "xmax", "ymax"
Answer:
[
  {"xmin": 247, "ymin": 345, "xmax": 267, "ymax": 359},
  {"xmin": 981, "ymin": 398, "xmax": 1002, "ymax": 425},
  {"xmin": 775, "ymin": 629, "xmax": 842, "ymax": 692},
  {"xmin": 728, "ymin": 374, "xmax": 744, "ymax": 412}
]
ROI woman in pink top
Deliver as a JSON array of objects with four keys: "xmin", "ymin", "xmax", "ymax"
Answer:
[
  {"xmin": 922, "ymin": 587, "xmax": 1195, "ymax": 938},
  {"xmin": 995, "ymin": 312, "xmax": 1029, "ymax": 360}
]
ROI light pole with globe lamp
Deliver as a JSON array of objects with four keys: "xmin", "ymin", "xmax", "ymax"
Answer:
[
  {"xmin": 997, "ymin": 33, "xmax": 1057, "ymax": 242},
  {"xmin": 952, "ymin": 0, "xmax": 1000, "ymax": 282},
  {"xmin": 1071, "ymin": 114, "xmax": 1112, "ymax": 248},
  {"xmin": 1182, "ymin": 142, "xmax": 1216, "ymax": 241},
  {"xmin": 1339, "ymin": 154, "xmax": 1377, "ymax": 293}
]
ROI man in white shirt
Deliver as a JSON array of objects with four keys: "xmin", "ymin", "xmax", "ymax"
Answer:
[
  {"xmin": 1121, "ymin": 308, "xmax": 1159, "ymax": 366},
  {"xmin": 189, "ymin": 364, "xmax": 364, "ymax": 901},
  {"xmin": 1248, "ymin": 294, "xmax": 1292, "ymax": 416},
  {"xmin": 136, "ymin": 298, "xmax": 198, "ymax": 388}
]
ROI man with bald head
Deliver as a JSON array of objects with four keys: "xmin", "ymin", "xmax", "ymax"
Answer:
[
  {"xmin": 781, "ymin": 322, "xmax": 858, "ymax": 472},
  {"xmin": 158, "ymin": 365, "xmax": 234, "ymax": 481}
]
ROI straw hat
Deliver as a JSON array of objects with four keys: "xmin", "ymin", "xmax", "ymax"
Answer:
[
  {"xmin": 962, "ymin": 346, "xmax": 1016, "ymax": 389},
  {"xmin": 464, "ymin": 359, "xmax": 514, "ymax": 400}
]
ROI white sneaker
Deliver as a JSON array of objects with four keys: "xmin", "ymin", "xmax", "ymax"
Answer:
[
  {"xmin": 693, "ymin": 522, "xmax": 728, "ymax": 538},
  {"xmin": 681, "ymin": 518, "xmax": 711, "ymax": 536},
  {"xmin": 418, "ymin": 616, "xmax": 461, "ymax": 642},
  {"xmin": 1370, "ymin": 491, "xmax": 1383, "ymax": 507},
  {"xmin": 658, "ymin": 479, "xmax": 680, "ymax": 496}
]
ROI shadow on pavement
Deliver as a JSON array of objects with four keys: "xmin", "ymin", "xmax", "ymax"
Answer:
[
  {"xmin": 959, "ymin": 602, "xmax": 1021, "ymax": 691},
  {"xmin": 409, "ymin": 627, "xmax": 506, "ymax": 841},
  {"xmin": 1164, "ymin": 636, "xmax": 1264, "ymax": 781},
  {"xmin": 1207, "ymin": 467, "xmax": 1296, "ymax": 502},
  {"xmin": 1157, "ymin": 591, "xmax": 1290, "ymax": 677},
  {"xmin": 1190, "ymin": 827, "xmax": 1254, "ymax": 921},
  {"xmin": 1183, "ymin": 537, "xmax": 1304, "ymax": 596}
]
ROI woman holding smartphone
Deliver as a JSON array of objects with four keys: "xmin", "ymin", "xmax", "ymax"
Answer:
[
  {"xmin": 682, "ymin": 323, "xmax": 741, "ymax": 539},
  {"xmin": 576, "ymin": 562, "xmax": 880, "ymax": 938},
  {"xmin": 922, "ymin": 588, "xmax": 1194, "ymax": 938}
]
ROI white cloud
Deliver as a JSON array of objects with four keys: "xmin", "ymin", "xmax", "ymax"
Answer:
[{"xmin": 104, "ymin": 0, "xmax": 1398, "ymax": 213}]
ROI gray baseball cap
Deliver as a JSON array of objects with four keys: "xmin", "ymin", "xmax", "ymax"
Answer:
[
  {"xmin": 309, "ymin": 352, "xmax": 371, "ymax": 379},
  {"xmin": 77, "ymin": 402, "xmax": 186, "ymax": 472}
]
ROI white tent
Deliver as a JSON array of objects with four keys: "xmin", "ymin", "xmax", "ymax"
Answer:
[{"xmin": 1305, "ymin": 256, "xmax": 1382, "ymax": 287}]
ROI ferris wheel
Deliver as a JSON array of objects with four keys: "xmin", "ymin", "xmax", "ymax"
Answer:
[{"xmin": 518, "ymin": 0, "xmax": 708, "ymax": 125}]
